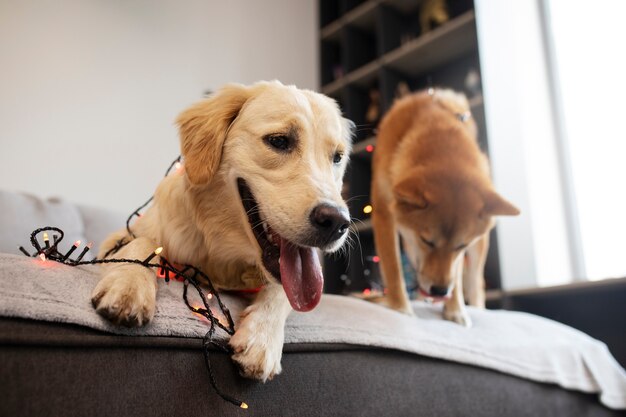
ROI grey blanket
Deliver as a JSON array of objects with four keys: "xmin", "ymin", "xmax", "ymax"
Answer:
[{"xmin": 0, "ymin": 253, "xmax": 625, "ymax": 410}]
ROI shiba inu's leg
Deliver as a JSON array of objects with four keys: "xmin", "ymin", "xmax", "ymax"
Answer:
[
  {"xmin": 444, "ymin": 258, "xmax": 471, "ymax": 327},
  {"xmin": 463, "ymin": 233, "xmax": 489, "ymax": 308},
  {"xmin": 91, "ymin": 236, "xmax": 160, "ymax": 326},
  {"xmin": 372, "ymin": 194, "xmax": 413, "ymax": 315}
]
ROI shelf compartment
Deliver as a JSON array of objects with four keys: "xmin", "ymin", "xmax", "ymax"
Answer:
[
  {"xmin": 322, "ymin": 0, "xmax": 380, "ymax": 41},
  {"xmin": 343, "ymin": 26, "xmax": 378, "ymax": 73},
  {"xmin": 322, "ymin": 58, "xmax": 380, "ymax": 97},
  {"xmin": 321, "ymin": 11, "xmax": 478, "ymax": 95},
  {"xmin": 321, "ymin": 39, "xmax": 343, "ymax": 87},
  {"xmin": 382, "ymin": 10, "xmax": 477, "ymax": 75}
]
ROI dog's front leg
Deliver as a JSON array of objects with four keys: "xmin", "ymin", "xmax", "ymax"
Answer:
[
  {"xmin": 91, "ymin": 237, "xmax": 160, "ymax": 326},
  {"xmin": 463, "ymin": 234, "xmax": 489, "ymax": 308},
  {"xmin": 229, "ymin": 283, "xmax": 291, "ymax": 381},
  {"xmin": 443, "ymin": 258, "xmax": 472, "ymax": 327},
  {"xmin": 372, "ymin": 196, "xmax": 414, "ymax": 315}
]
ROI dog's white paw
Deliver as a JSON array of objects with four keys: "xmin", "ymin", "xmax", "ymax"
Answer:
[
  {"xmin": 91, "ymin": 266, "xmax": 157, "ymax": 327},
  {"xmin": 389, "ymin": 301, "xmax": 415, "ymax": 316},
  {"xmin": 229, "ymin": 305, "xmax": 284, "ymax": 382},
  {"xmin": 443, "ymin": 307, "xmax": 472, "ymax": 328}
]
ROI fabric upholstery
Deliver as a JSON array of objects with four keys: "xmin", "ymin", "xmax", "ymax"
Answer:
[{"xmin": 1, "ymin": 318, "xmax": 623, "ymax": 417}]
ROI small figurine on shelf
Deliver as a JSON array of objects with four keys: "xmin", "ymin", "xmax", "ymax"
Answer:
[
  {"xmin": 332, "ymin": 64, "xmax": 344, "ymax": 81},
  {"xmin": 365, "ymin": 86, "xmax": 381, "ymax": 126},
  {"xmin": 400, "ymin": 32, "xmax": 415, "ymax": 46},
  {"xmin": 464, "ymin": 67, "xmax": 482, "ymax": 104},
  {"xmin": 420, "ymin": 0, "xmax": 449, "ymax": 34},
  {"xmin": 395, "ymin": 81, "xmax": 411, "ymax": 100}
]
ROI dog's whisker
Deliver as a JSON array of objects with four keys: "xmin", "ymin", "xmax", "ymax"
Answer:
[
  {"xmin": 344, "ymin": 195, "xmax": 368, "ymax": 204},
  {"xmin": 245, "ymin": 206, "xmax": 263, "ymax": 218},
  {"xmin": 347, "ymin": 227, "xmax": 365, "ymax": 267},
  {"xmin": 350, "ymin": 217, "xmax": 366, "ymax": 227}
]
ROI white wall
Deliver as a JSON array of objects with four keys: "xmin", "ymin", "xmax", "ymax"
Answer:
[{"xmin": 0, "ymin": 0, "xmax": 318, "ymax": 214}]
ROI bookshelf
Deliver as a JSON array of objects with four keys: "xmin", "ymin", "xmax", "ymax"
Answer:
[{"xmin": 319, "ymin": 0, "xmax": 502, "ymax": 296}]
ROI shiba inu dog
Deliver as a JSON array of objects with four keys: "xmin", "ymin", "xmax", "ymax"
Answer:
[{"xmin": 371, "ymin": 88, "xmax": 519, "ymax": 326}]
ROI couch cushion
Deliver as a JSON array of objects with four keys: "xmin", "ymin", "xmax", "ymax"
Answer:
[
  {"xmin": 0, "ymin": 253, "xmax": 625, "ymax": 409},
  {"xmin": 2, "ymin": 317, "xmax": 622, "ymax": 417},
  {"xmin": 0, "ymin": 190, "xmax": 125, "ymax": 256}
]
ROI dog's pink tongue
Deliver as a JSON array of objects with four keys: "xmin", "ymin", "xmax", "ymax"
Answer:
[{"xmin": 279, "ymin": 240, "xmax": 323, "ymax": 312}]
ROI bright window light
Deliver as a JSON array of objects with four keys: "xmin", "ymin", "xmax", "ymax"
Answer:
[{"xmin": 548, "ymin": 0, "xmax": 626, "ymax": 280}]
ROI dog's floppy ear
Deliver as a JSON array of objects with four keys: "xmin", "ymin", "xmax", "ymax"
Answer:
[
  {"xmin": 482, "ymin": 190, "xmax": 520, "ymax": 216},
  {"xmin": 393, "ymin": 171, "xmax": 430, "ymax": 209},
  {"xmin": 177, "ymin": 83, "xmax": 255, "ymax": 185}
]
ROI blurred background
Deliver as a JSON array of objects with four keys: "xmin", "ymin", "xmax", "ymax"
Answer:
[{"xmin": 0, "ymin": 0, "xmax": 624, "ymax": 361}]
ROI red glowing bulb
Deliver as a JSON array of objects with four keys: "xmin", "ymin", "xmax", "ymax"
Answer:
[
  {"xmin": 366, "ymin": 145, "xmax": 374, "ymax": 153},
  {"xmin": 372, "ymin": 256, "xmax": 380, "ymax": 263}
]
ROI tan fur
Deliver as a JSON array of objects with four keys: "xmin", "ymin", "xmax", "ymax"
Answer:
[
  {"xmin": 92, "ymin": 81, "xmax": 353, "ymax": 380},
  {"xmin": 371, "ymin": 89, "xmax": 519, "ymax": 326}
]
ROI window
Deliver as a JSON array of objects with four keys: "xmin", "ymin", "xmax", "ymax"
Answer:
[
  {"xmin": 546, "ymin": 0, "xmax": 626, "ymax": 281},
  {"xmin": 476, "ymin": 0, "xmax": 626, "ymax": 289}
]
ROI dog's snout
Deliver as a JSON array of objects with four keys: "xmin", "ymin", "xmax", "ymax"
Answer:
[
  {"xmin": 429, "ymin": 285, "xmax": 450, "ymax": 297},
  {"xmin": 310, "ymin": 204, "xmax": 350, "ymax": 243}
]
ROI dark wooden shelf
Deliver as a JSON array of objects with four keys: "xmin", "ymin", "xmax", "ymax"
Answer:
[
  {"xmin": 322, "ymin": 11, "xmax": 477, "ymax": 96},
  {"xmin": 382, "ymin": 11, "xmax": 476, "ymax": 74},
  {"xmin": 321, "ymin": 0, "xmax": 425, "ymax": 39},
  {"xmin": 321, "ymin": 0, "xmax": 380, "ymax": 41}
]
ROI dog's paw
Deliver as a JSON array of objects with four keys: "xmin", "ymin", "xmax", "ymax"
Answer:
[
  {"xmin": 91, "ymin": 266, "xmax": 157, "ymax": 327},
  {"xmin": 229, "ymin": 305, "xmax": 284, "ymax": 382},
  {"xmin": 387, "ymin": 299, "xmax": 415, "ymax": 316},
  {"xmin": 443, "ymin": 307, "xmax": 472, "ymax": 328}
]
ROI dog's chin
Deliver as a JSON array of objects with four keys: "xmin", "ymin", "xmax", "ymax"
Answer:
[{"xmin": 236, "ymin": 178, "xmax": 325, "ymax": 312}]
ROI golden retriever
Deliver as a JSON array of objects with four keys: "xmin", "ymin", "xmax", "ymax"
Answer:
[
  {"xmin": 91, "ymin": 80, "xmax": 354, "ymax": 380},
  {"xmin": 371, "ymin": 88, "xmax": 519, "ymax": 327}
]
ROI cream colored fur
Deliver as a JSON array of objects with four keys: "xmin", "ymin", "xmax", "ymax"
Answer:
[{"xmin": 92, "ymin": 81, "xmax": 353, "ymax": 381}]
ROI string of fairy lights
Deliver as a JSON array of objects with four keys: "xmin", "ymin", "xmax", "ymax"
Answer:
[{"xmin": 18, "ymin": 157, "xmax": 248, "ymax": 410}]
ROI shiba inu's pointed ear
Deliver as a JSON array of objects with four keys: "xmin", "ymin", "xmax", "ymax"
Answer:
[
  {"xmin": 177, "ymin": 83, "xmax": 266, "ymax": 185},
  {"xmin": 393, "ymin": 175, "xmax": 429, "ymax": 209},
  {"xmin": 482, "ymin": 191, "xmax": 520, "ymax": 216}
]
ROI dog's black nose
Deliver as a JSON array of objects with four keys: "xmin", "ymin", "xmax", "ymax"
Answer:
[
  {"xmin": 310, "ymin": 204, "xmax": 350, "ymax": 244},
  {"xmin": 429, "ymin": 286, "xmax": 449, "ymax": 297}
]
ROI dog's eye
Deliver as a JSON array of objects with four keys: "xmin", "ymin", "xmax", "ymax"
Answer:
[
  {"xmin": 333, "ymin": 152, "xmax": 343, "ymax": 164},
  {"xmin": 265, "ymin": 135, "xmax": 292, "ymax": 152},
  {"xmin": 420, "ymin": 236, "xmax": 435, "ymax": 248}
]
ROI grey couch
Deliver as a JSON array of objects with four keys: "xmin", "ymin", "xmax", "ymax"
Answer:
[{"xmin": 0, "ymin": 190, "xmax": 623, "ymax": 417}]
